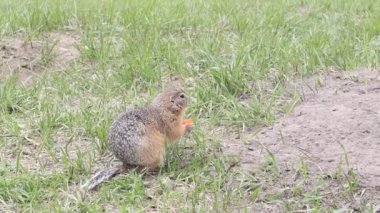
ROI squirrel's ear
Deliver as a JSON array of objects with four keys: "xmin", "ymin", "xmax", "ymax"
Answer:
[{"xmin": 169, "ymin": 96, "xmax": 175, "ymax": 103}]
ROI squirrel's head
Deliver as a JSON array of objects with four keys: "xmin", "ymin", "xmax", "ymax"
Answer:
[{"xmin": 152, "ymin": 88, "xmax": 188, "ymax": 115}]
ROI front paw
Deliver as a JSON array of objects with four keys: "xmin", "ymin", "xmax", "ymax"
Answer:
[{"xmin": 182, "ymin": 118, "xmax": 193, "ymax": 134}]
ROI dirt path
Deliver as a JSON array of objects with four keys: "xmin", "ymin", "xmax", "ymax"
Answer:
[{"xmin": 223, "ymin": 70, "xmax": 380, "ymax": 209}]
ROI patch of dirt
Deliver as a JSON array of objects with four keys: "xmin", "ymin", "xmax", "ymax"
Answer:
[
  {"xmin": 1, "ymin": 130, "xmax": 96, "ymax": 176},
  {"xmin": 222, "ymin": 70, "xmax": 380, "ymax": 209},
  {"xmin": 0, "ymin": 31, "xmax": 80, "ymax": 86}
]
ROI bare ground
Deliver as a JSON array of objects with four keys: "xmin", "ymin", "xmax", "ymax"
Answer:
[
  {"xmin": 223, "ymin": 69, "xmax": 380, "ymax": 210},
  {"xmin": 0, "ymin": 31, "xmax": 80, "ymax": 86}
]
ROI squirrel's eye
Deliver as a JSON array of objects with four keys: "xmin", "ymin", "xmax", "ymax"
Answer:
[{"xmin": 180, "ymin": 94, "xmax": 185, "ymax": 98}]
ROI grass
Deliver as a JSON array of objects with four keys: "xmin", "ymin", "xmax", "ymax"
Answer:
[{"xmin": 0, "ymin": 0, "xmax": 379, "ymax": 211}]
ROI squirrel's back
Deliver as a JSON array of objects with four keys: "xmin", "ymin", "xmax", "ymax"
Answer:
[{"xmin": 108, "ymin": 107, "xmax": 166, "ymax": 167}]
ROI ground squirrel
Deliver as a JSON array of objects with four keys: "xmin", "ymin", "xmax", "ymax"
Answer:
[{"xmin": 83, "ymin": 87, "xmax": 192, "ymax": 190}]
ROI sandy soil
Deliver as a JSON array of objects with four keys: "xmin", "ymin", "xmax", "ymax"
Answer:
[{"xmin": 223, "ymin": 70, "xmax": 380, "ymax": 209}]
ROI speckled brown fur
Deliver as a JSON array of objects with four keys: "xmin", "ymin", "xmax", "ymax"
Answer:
[{"xmin": 83, "ymin": 87, "xmax": 191, "ymax": 190}]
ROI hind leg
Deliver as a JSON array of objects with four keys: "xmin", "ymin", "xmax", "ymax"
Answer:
[{"xmin": 144, "ymin": 152, "xmax": 165, "ymax": 172}]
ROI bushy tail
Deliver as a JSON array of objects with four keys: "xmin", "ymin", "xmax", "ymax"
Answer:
[{"xmin": 82, "ymin": 167, "xmax": 121, "ymax": 190}]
